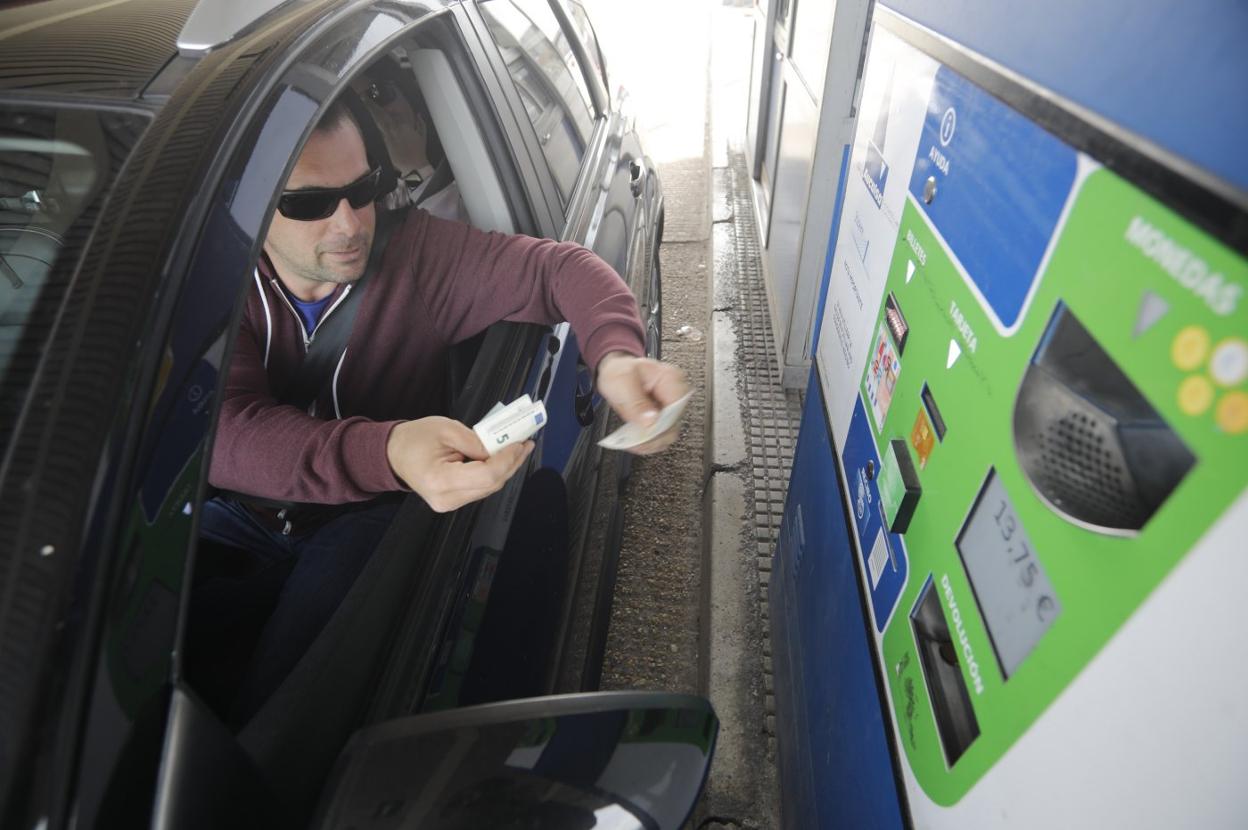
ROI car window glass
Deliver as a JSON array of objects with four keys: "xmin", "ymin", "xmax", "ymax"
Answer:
[
  {"xmin": 0, "ymin": 105, "xmax": 146, "ymax": 454},
  {"xmin": 566, "ymin": 0, "xmax": 608, "ymax": 98},
  {"xmin": 480, "ymin": 0, "xmax": 595, "ymax": 206}
]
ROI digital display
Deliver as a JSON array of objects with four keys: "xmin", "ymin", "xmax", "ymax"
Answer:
[{"xmin": 956, "ymin": 469, "xmax": 1060, "ymax": 678}]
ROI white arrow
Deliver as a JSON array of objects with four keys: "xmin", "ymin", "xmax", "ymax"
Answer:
[
  {"xmin": 1133, "ymin": 291, "xmax": 1169, "ymax": 338},
  {"xmin": 906, "ymin": 260, "xmax": 916, "ymax": 284},
  {"xmin": 946, "ymin": 339, "xmax": 962, "ymax": 369}
]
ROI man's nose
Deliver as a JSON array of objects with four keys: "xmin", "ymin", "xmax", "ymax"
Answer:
[{"xmin": 327, "ymin": 196, "xmax": 364, "ymax": 232}]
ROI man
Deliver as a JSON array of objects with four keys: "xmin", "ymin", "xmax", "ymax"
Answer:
[{"xmin": 193, "ymin": 99, "xmax": 685, "ymax": 721}]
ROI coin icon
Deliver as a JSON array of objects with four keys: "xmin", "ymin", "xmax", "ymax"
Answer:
[
  {"xmin": 1215, "ymin": 391, "xmax": 1248, "ymax": 435},
  {"xmin": 1210, "ymin": 337, "xmax": 1248, "ymax": 387},
  {"xmin": 1171, "ymin": 325, "xmax": 1211, "ymax": 371},
  {"xmin": 1178, "ymin": 374, "xmax": 1214, "ymax": 416}
]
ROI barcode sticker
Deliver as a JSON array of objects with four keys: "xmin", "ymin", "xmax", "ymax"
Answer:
[{"xmin": 868, "ymin": 530, "xmax": 889, "ymax": 588}]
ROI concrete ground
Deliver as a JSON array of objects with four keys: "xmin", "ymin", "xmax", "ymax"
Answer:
[
  {"xmin": 595, "ymin": 0, "xmax": 711, "ymax": 699},
  {"xmin": 588, "ymin": 3, "xmax": 800, "ymax": 828}
]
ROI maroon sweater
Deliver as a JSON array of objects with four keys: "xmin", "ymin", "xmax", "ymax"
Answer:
[{"xmin": 209, "ymin": 209, "xmax": 645, "ymax": 504}]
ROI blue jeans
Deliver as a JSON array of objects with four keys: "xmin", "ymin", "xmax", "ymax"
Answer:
[{"xmin": 189, "ymin": 496, "xmax": 399, "ymax": 726}]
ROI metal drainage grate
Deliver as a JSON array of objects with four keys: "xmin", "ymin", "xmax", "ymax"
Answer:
[{"xmin": 725, "ymin": 148, "xmax": 804, "ymax": 743}]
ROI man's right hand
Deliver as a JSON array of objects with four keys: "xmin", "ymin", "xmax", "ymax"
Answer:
[{"xmin": 386, "ymin": 416, "xmax": 533, "ymax": 513}]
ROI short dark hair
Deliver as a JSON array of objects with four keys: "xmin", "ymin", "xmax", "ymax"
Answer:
[{"xmin": 314, "ymin": 98, "xmax": 360, "ymax": 137}]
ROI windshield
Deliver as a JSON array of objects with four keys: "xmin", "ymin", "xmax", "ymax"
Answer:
[{"xmin": 0, "ymin": 104, "xmax": 147, "ymax": 457}]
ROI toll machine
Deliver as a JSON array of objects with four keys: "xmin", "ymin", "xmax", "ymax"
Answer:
[{"xmin": 769, "ymin": 2, "xmax": 1248, "ymax": 827}]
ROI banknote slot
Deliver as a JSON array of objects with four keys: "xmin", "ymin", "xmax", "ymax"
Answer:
[
  {"xmin": 910, "ymin": 577, "xmax": 980, "ymax": 767},
  {"xmin": 878, "ymin": 438, "xmax": 921, "ymax": 533},
  {"xmin": 885, "ymin": 292, "xmax": 909, "ymax": 354}
]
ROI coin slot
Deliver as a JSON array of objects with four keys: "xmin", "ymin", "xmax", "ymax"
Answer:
[{"xmin": 1013, "ymin": 303, "xmax": 1195, "ymax": 533}]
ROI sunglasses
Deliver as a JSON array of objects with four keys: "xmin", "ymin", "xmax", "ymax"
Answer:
[{"xmin": 277, "ymin": 166, "xmax": 384, "ymax": 221}]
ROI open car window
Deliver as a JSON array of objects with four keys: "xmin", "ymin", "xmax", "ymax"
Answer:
[{"xmin": 182, "ymin": 14, "xmax": 540, "ymax": 747}]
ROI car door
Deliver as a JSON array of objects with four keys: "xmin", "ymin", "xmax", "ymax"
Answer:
[
  {"xmin": 0, "ymin": 2, "xmax": 556, "ymax": 825},
  {"xmin": 1, "ymin": 0, "xmax": 667, "ymax": 825},
  {"xmin": 159, "ymin": 5, "xmax": 591, "ymax": 822}
]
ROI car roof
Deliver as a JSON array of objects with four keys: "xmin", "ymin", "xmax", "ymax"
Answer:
[
  {"xmin": 0, "ymin": 0, "xmax": 470, "ymax": 102},
  {"xmin": 0, "ymin": 0, "xmax": 203, "ymax": 100}
]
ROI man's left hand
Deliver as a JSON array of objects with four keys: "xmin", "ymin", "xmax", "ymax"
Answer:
[{"xmin": 595, "ymin": 351, "xmax": 689, "ymax": 455}]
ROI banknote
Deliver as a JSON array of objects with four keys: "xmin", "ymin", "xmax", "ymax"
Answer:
[
  {"xmin": 598, "ymin": 392, "xmax": 691, "ymax": 450},
  {"xmin": 473, "ymin": 394, "xmax": 547, "ymax": 455}
]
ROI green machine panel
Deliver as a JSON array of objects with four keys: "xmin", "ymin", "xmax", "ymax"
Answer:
[{"xmin": 814, "ymin": 15, "xmax": 1248, "ymax": 824}]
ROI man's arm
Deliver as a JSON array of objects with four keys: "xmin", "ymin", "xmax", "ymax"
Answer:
[
  {"xmin": 411, "ymin": 212, "xmax": 646, "ymax": 370},
  {"xmin": 411, "ymin": 213, "xmax": 689, "ymax": 450}
]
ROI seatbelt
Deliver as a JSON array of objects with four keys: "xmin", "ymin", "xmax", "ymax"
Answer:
[{"xmin": 279, "ymin": 207, "xmax": 405, "ymax": 412}]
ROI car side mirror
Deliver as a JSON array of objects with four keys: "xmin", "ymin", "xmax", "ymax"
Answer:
[{"xmin": 313, "ymin": 691, "xmax": 718, "ymax": 829}]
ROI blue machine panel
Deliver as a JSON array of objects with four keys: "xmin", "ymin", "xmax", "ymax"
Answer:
[
  {"xmin": 881, "ymin": 0, "xmax": 1248, "ymax": 195},
  {"xmin": 907, "ymin": 66, "xmax": 1078, "ymax": 330},
  {"xmin": 840, "ymin": 399, "xmax": 908, "ymax": 631},
  {"xmin": 770, "ymin": 374, "xmax": 906, "ymax": 829}
]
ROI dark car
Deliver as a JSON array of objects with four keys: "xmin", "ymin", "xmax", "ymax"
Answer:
[{"xmin": 0, "ymin": 0, "xmax": 713, "ymax": 827}]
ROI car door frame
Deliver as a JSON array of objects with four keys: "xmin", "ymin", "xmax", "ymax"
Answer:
[
  {"xmin": 18, "ymin": 1, "xmax": 549, "ymax": 825},
  {"xmin": 162, "ymin": 0, "xmax": 588, "ymax": 813}
]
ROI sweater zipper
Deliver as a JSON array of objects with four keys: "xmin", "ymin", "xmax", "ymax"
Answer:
[
  {"xmin": 267, "ymin": 278, "xmax": 353, "ymax": 352},
  {"xmin": 267, "ymin": 279, "xmax": 354, "ymax": 418}
]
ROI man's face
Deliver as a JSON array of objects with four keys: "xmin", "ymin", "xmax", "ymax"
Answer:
[{"xmin": 264, "ymin": 118, "xmax": 376, "ymax": 296}]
